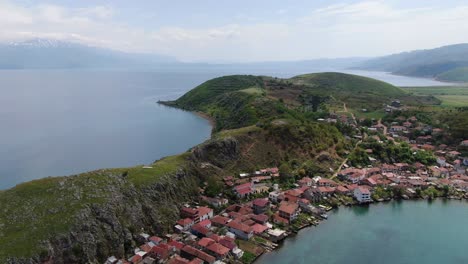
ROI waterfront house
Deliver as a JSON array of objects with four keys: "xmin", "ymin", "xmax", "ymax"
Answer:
[
  {"xmin": 354, "ymin": 186, "xmax": 372, "ymax": 203},
  {"xmin": 278, "ymin": 202, "xmax": 299, "ymax": 222}
]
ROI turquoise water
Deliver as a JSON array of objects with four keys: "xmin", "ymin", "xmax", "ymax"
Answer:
[{"xmin": 257, "ymin": 200, "xmax": 468, "ymax": 264}]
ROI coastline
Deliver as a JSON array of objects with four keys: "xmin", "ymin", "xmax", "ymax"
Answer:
[
  {"xmin": 193, "ymin": 111, "xmax": 216, "ymax": 128},
  {"xmin": 254, "ymin": 197, "xmax": 468, "ymax": 264}
]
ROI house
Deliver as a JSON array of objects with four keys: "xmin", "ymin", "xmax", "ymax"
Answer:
[
  {"xmin": 198, "ymin": 219, "xmax": 212, "ymax": 229},
  {"xmin": 206, "ymin": 243, "xmax": 230, "ymax": 259},
  {"xmin": 284, "ymin": 189, "xmax": 304, "ymax": 203},
  {"xmin": 251, "ymin": 214, "xmax": 269, "ymax": 224},
  {"xmin": 210, "ymin": 215, "xmax": 230, "ymax": 227},
  {"xmin": 180, "ymin": 207, "xmax": 199, "ymax": 221},
  {"xmin": 200, "ymin": 196, "xmax": 228, "ymax": 208},
  {"xmin": 149, "ymin": 236, "xmax": 163, "ymax": 245},
  {"xmin": 176, "ymin": 218, "xmax": 195, "ymax": 231},
  {"xmin": 267, "ymin": 229, "xmax": 287, "ymax": 242},
  {"xmin": 268, "ymin": 191, "xmax": 282, "ymax": 203},
  {"xmin": 227, "ymin": 221, "xmax": 253, "ymax": 240},
  {"xmin": 335, "ymin": 185, "xmax": 350, "ymax": 195},
  {"xmin": 340, "ymin": 168, "xmax": 365, "ymax": 184},
  {"xmin": 278, "ymin": 202, "xmax": 299, "ymax": 222},
  {"xmin": 234, "ymin": 182, "xmax": 253, "ymax": 198},
  {"xmin": 197, "ymin": 237, "xmax": 215, "ymax": 249},
  {"xmin": 251, "ymin": 223, "xmax": 269, "ymax": 235},
  {"xmin": 190, "ymin": 223, "xmax": 212, "ymax": 238},
  {"xmin": 298, "ymin": 177, "xmax": 313, "ymax": 187},
  {"xmin": 252, "ymin": 198, "xmax": 270, "ymax": 215},
  {"xmin": 390, "ymin": 126, "xmax": 406, "ymax": 133},
  {"xmin": 181, "ymin": 245, "xmax": 216, "ymax": 264},
  {"xmin": 460, "ymin": 140, "xmax": 468, "ymax": 147},
  {"xmin": 317, "ymin": 178, "xmax": 338, "ymax": 187},
  {"xmin": 197, "ymin": 207, "xmax": 214, "ymax": 222},
  {"xmin": 437, "ymin": 157, "xmax": 447, "ymax": 167},
  {"xmin": 354, "ymin": 186, "xmax": 372, "ymax": 203},
  {"xmin": 447, "ymin": 151, "xmax": 461, "ymax": 159},
  {"xmin": 106, "ymin": 256, "xmax": 118, "ymax": 264}
]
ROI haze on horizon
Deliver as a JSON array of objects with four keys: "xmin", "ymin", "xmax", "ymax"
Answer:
[{"xmin": 1, "ymin": 0, "xmax": 468, "ymax": 62}]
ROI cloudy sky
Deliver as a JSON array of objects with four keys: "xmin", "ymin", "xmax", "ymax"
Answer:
[{"xmin": 2, "ymin": 0, "xmax": 468, "ymax": 62}]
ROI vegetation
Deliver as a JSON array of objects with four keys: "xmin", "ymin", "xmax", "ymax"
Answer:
[
  {"xmin": 162, "ymin": 72, "xmax": 435, "ymax": 131},
  {"xmin": 356, "ymin": 43, "xmax": 468, "ymax": 82},
  {"xmin": 402, "ymin": 85, "xmax": 468, "ymax": 107}
]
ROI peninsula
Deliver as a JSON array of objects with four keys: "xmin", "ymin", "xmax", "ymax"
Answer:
[{"xmin": 1, "ymin": 72, "xmax": 467, "ymax": 264}]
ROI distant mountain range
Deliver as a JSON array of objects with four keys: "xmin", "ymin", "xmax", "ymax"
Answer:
[
  {"xmin": 0, "ymin": 39, "xmax": 177, "ymax": 69},
  {"xmin": 355, "ymin": 43, "xmax": 468, "ymax": 82},
  {"xmin": 2, "ymin": 39, "xmax": 468, "ymax": 83}
]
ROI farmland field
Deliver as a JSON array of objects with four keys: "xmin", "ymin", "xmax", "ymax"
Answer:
[{"xmin": 402, "ymin": 85, "xmax": 468, "ymax": 107}]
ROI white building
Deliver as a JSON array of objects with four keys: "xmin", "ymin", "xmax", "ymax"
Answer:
[{"xmin": 354, "ymin": 187, "xmax": 372, "ymax": 203}]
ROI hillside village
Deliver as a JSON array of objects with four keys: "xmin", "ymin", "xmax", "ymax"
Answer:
[{"xmin": 105, "ymin": 101, "xmax": 468, "ymax": 264}]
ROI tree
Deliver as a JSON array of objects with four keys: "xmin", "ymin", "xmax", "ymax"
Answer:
[
  {"xmin": 279, "ymin": 163, "xmax": 292, "ymax": 183},
  {"xmin": 205, "ymin": 177, "xmax": 222, "ymax": 197}
]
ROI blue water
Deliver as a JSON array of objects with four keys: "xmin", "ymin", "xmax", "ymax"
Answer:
[
  {"xmin": 256, "ymin": 200, "xmax": 468, "ymax": 264},
  {"xmin": 0, "ymin": 68, "xmax": 452, "ymax": 189}
]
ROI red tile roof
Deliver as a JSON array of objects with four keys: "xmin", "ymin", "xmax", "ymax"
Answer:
[
  {"xmin": 167, "ymin": 240, "xmax": 185, "ymax": 250},
  {"xmin": 197, "ymin": 206, "xmax": 213, "ymax": 217},
  {"xmin": 207, "ymin": 242, "xmax": 230, "ymax": 256},
  {"xmin": 198, "ymin": 237, "xmax": 215, "ymax": 248},
  {"xmin": 181, "ymin": 245, "xmax": 216, "ymax": 264},
  {"xmin": 251, "ymin": 223, "xmax": 268, "ymax": 234},
  {"xmin": 279, "ymin": 202, "xmax": 298, "ymax": 215},
  {"xmin": 252, "ymin": 198, "xmax": 269, "ymax": 207},
  {"xmin": 198, "ymin": 219, "xmax": 211, "ymax": 228},
  {"xmin": 211, "ymin": 215, "xmax": 230, "ymax": 226},
  {"xmin": 177, "ymin": 218, "xmax": 194, "ymax": 226},
  {"xmin": 227, "ymin": 220, "xmax": 253, "ymax": 233}
]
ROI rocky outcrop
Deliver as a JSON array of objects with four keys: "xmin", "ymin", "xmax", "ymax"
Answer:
[
  {"xmin": 7, "ymin": 170, "xmax": 199, "ymax": 264},
  {"xmin": 191, "ymin": 137, "xmax": 240, "ymax": 168}
]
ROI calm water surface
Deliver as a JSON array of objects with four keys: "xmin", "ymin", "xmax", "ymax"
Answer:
[
  {"xmin": 256, "ymin": 200, "xmax": 468, "ymax": 264},
  {"xmin": 0, "ymin": 68, "xmax": 452, "ymax": 189}
]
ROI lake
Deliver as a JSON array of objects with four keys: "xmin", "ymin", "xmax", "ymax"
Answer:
[
  {"xmin": 0, "ymin": 68, "xmax": 452, "ymax": 189},
  {"xmin": 256, "ymin": 200, "xmax": 468, "ymax": 264}
]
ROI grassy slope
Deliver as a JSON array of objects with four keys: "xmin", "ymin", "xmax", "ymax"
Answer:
[
  {"xmin": 290, "ymin": 72, "xmax": 407, "ymax": 110},
  {"xmin": 0, "ymin": 154, "xmax": 188, "ymax": 261}
]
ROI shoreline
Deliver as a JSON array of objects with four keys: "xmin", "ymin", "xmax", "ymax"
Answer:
[
  {"xmin": 253, "ymin": 197, "xmax": 468, "ymax": 264},
  {"xmin": 193, "ymin": 111, "xmax": 216, "ymax": 128}
]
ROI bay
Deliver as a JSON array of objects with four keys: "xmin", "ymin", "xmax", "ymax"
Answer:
[{"xmin": 256, "ymin": 200, "xmax": 468, "ymax": 264}]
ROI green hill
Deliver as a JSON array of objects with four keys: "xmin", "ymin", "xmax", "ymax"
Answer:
[{"xmin": 163, "ymin": 72, "xmax": 411, "ymax": 131}]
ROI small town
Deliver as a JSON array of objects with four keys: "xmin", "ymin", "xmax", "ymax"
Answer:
[{"xmin": 105, "ymin": 103, "xmax": 468, "ymax": 264}]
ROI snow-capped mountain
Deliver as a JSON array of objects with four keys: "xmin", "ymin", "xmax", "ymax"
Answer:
[{"xmin": 0, "ymin": 38, "xmax": 177, "ymax": 69}]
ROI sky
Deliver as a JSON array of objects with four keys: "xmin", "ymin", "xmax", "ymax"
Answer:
[{"xmin": 1, "ymin": 0, "xmax": 468, "ymax": 62}]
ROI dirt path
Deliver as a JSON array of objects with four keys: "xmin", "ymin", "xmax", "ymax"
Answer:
[{"xmin": 377, "ymin": 118, "xmax": 388, "ymax": 135}]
